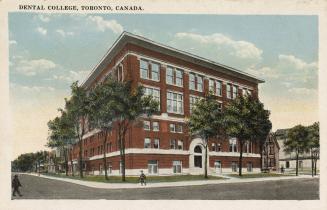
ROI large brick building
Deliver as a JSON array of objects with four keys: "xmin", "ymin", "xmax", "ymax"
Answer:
[{"xmin": 68, "ymin": 32, "xmax": 265, "ymax": 176}]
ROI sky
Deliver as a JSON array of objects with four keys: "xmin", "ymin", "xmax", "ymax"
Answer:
[{"xmin": 9, "ymin": 13, "xmax": 318, "ymax": 159}]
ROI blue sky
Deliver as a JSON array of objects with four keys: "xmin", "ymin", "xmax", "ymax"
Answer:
[{"xmin": 9, "ymin": 13, "xmax": 318, "ymax": 157}]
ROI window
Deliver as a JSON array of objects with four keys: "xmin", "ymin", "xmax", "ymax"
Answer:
[
  {"xmin": 107, "ymin": 163, "xmax": 112, "ymax": 174},
  {"xmin": 144, "ymin": 87, "xmax": 160, "ymax": 110},
  {"xmin": 189, "ymin": 73, "xmax": 196, "ymax": 90},
  {"xmin": 176, "ymin": 69, "xmax": 183, "ymax": 86},
  {"xmin": 153, "ymin": 138, "xmax": 160, "ymax": 149},
  {"xmin": 143, "ymin": 121, "xmax": 150, "ymax": 131},
  {"xmin": 119, "ymin": 161, "xmax": 123, "ymax": 174},
  {"xmin": 212, "ymin": 143, "xmax": 221, "ymax": 152},
  {"xmin": 177, "ymin": 140, "xmax": 183, "ymax": 150},
  {"xmin": 169, "ymin": 124, "xmax": 183, "ymax": 133},
  {"xmin": 227, "ymin": 84, "xmax": 232, "ymax": 99},
  {"xmin": 173, "ymin": 161, "xmax": 182, "ymax": 174},
  {"xmin": 232, "ymin": 85, "xmax": 238, "ymax": 99},
  {"xmin": 218, "ymin": 102, "xmax": 222, "ymax": 112},
  {"xmin": 197, "ymin": 75, "xmax": 203, "ymax": 91},
  {"xmin": 190, "ymin": 95, "xmax": 201, "ymax": 114},
  {"xmin": 209, "ymin": 79, "xmax": 215, "ymax": 92},
  {"xmin": 231, "ymin": 161, "xmax": 238, "ymax": 172},
  {"xmin": 140, "ymin": 60, "xmax": 160, "ymax": 81},
  {"xmin": 153, "ymin": 122, "xmax": 159, "ymax": 131},
  {"xmin": 286, "ymin": 161, "xmax": 290, "ymax": 169},
  {"xmin": 148, "ymin": 160, "xmax": 158, "ymax": 174},
  {"xmin": 166, "ymin": 67, "xmax": 174, "ymax": 84},
  {"xmin": 243, "ymin": 88, "xmax": 252, "ymax": 97},
  {"xmin": 151, "ymin": 62, "xmax": 160, "ymax": 81},
  {"xmin": 117, "ymin": 65, "xmax": 123, "ymax": 81},
  {"xmin": 140, "ymin": 59, "xmax": 149, "ymax": 79},
  {"xmin": 247, "ymin": 162, "xmax": 253, "ymax": 172},
  {"xmin": 167, "ymin": 91, "xmax": 183, "ymax": 114},
  {"xmin": 216, "ymin": 81, "xmax": 222, "ymax": 96},
  {"xmin": 99, "ymin": 163, "xmax": 103, "ymax": 174},
  {"xmin": 244, "ymin": 141, "xmax": 252, "ymax": 153},
  {"xmin": 215, "ymin": 161, "xmax": 222, "ymax": 173},
  {"xmin": 229, "ymin": 138, "xmax": 237, "ymax": 152},
  {"xmin": 170, "ymin": 139, "xmax": 177, "ymax": 149},
  {"xmin": 144, "ymin": 138, "xmax": 151, "ymax": 148}
]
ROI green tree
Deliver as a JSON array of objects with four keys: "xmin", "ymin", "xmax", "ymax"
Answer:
[
  {"xmin": 12, "ymin": 153, "xmax": 35, "ymax": 172},
  {"xmin": 47, "ymin": 110, "xmax": 76, "ymax": 176},
  {"xmin": 249, "ymin": 98, "xmax": 272, "ymax": 171},
  {"xmin": 65, "ymin": 81, "xmax": 91, "ymax": 178},
  {"xmin": 188, "ymin": 93, "xmax": 224, "ymax": 178},
  {"xmin": 224, "ymin": 95, "xmax": 266, "ymax": 176},
  {"xmin": 307, "ymin": 122, "xmax": 319, "ymax": 176},
  {"xmin": 88, "ymin": 79, "xmax": 116, "ymax": 180},
  {"xmin": 284, "ymin": 124, "xmax": 309, "ymax": 176},
  {"xmin": 109, "ymin": 81, "xmax": 159, "ymax": 181}
]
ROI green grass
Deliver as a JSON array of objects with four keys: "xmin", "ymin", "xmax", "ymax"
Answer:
[
  {"xmin": 43, "ymin": 173, "xmax": 225, "ymax": 183},
  {"xmin": 228, "ymin": 173, "xmax": 294, "ymax": 179}
]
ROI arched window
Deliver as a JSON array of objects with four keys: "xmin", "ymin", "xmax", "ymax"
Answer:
[{"xmin": 194, "ymin": 145, "xmax": 202, "ymax": 153}]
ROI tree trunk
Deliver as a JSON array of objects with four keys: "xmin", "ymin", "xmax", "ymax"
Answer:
[
  {"xmin": 314, "ymin": 159, "xmax": 317, "ymax": 175},
  {"xmin": 204, "ymin": 143, "xmax": 208, "ymax": 179},
  {"xmin": 70, "ymin": 149, "xmax": 74, "ymax": 176},
  {"xmin": 311, "ymin": 148, "xmax": 314, "ymax": 177},
  {"xmin": 122, "ymin": 127, "xmax": 127, "ymax": 182},
  {"xmin": 64, "ymin": 147, "xmax": 69, "ymax": 176},
  {"xmin": 103, "ymin": 130, "xmax": 109, "ymax": 180},
  {"xmin": 259, "ymin": 143, "xmax": 263, "ymax": 172},
  {"xmin": 295, "ymin": 150, "xmax": 299, "ymax": 176},
  {"xmin": 239, "ymin": 141, "xmax": 243, "ymax": 176},
  {"xmin": 79, "ymin": 138, "xmax": 83, "ymax": 178}
]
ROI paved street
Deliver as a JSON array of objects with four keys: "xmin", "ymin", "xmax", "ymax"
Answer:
[{"xmin": 11, "ymin": 174, "xmax": 319, "ymax": 200}]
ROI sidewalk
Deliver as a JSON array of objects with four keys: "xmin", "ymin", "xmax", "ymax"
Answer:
[
  {"xmin": 19, "ymin": 173, "xmax": 317, "ymax": 189},
  {"xmin": 23, "ymin": 173, "xmax": 318, "ymax": 189}
]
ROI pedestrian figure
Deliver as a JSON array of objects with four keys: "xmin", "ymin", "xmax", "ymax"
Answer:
[
  {"xmin": 281, "ymin": 166, "xmax": 285, "ymax": 174},
  {"xmin": 139, "ymin": 170, "xmax": 146, "ymax": 186},
  {"xmin": 12, "ymin": 175, "xmax": 22, "ymax": 197}
]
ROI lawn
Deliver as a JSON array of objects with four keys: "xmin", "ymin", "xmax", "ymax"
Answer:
[
  {"xmin": 228, "ymin": 173, "xmax": 293, "ymax": 178},
  {"xmin": 43, "ymin": 173, "xmax": 225, "ymax": 183}
]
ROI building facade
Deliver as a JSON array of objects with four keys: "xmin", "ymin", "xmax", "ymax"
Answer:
[
  {"xmin": 276, "ymin": 129, "xmax": 320, "ymax": 172},
  {"xmin": 68, "ymin": 32, "xmax": 265, "ymax": 176}
]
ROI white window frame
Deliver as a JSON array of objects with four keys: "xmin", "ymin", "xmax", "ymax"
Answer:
[
  {"xmin": 231, "ymin": 161, "xmax": 238, "ymax": 172},
  {"xmin": 152, "ymin": 121, "xmax": 159, "ymax": 131},
  {"xmin": 209, "ymin": 79, "xmax": 215, "ymax": 92},
  {"xmin": 166, "ymin": 66, "xmax": 174, "ymax": 85},
  {"xmin": 144, "ymin": 138, "xmax": 151, "ymax": 148},
  {"xmin": 175, "ymin": 69, "xmax": 183, "ymax": 87},
  {"xmin": 144, "ymin": 86, "xmax": 160, "ymax": 109},
  {"xmin": 140, "ymin": 59, "xmax": 149, "ymax": 79},
  {"xmin": 227, "ymin": 84, "xmax": 232, "ymax": 99},
  {"xmin": 148, "ymin": 160, "xmax": 158, "ymax": 174},
  {"xmin": 216, "ymin": 81, "xmax": 222, "ymax": 96},
  {"xmin": 229, "ymin": 138, "xmax": 237, "ymax": 152},
  {"xmin": 143, "ymin": 121, "xmax": 150, "ymax": 131},
  {"xmin": 153, "ymin": 138, "xmax": 160, "ymax": 149},
  {"xmin": 232, "ymin": 85, "xmax": 238, "ymax": 99},
  {"xmin": 151, "ymin": 62, "xmax": 160, "ymax": 81},
  {"xmin": 173, "ymin": 160, "xmax": 182, "ymax": 174},
  {"xmin": 189, "ymin": 73, "xmax": 196, "ymax": 90},
  {"xmin": 196, "ymin": 75, "xmax": 203, "ymax": 92},
  {"xmin": 167, "ymin": 91, "xmax": 184, "ymax": 114},
  {"xmin": 189, "ymin": 95, "xmax": 201, "ymax": 114},
  {"xmin": 247, "ymin": 162, "xmax": 253, "ymax": 172},
  {"xmin": 177, "ymin": 140, "xmax": 183, "ymax": 150}
]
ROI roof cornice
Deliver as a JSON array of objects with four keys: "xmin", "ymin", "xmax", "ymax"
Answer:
[{"xmin": 81, "ymin": 31, "xmax": 264, "ymax": 88}]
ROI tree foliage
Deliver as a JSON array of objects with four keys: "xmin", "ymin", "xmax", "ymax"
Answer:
[
  {"xmin": 223, "ymin": 95, "xmax": 271, "ymax": 176},
  {"xmin": 188, "ymin": 93, "xmax": 224, "ymax": 178}
]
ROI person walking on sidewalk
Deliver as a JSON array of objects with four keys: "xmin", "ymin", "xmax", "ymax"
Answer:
[
  {"xmin": 139, "ymin": 170, "xmax": 146, "ymax": 186},
  {"xmin": 12, "ymin": 174, "xmax": 22, "ymax": 197}
]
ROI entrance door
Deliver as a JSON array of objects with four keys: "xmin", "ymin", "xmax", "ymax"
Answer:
[
  {"xmin": 215, "ymin": 161, "xmax": 222, "ymax": 174},
  {"xmin": 194, "ymin": 156, "xmax": 202, "ymax": 168}
]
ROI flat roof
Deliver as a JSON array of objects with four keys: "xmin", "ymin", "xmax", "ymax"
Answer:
[{"xmin": 81, "ymin": 31, "xmax": 265, "ymax": 88}]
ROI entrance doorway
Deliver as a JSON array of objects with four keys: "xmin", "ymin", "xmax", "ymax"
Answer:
[
  {"xmin": 194, "ymin": 146, "xmax": 202, "ymax": 168},
  {"xmin": 215, "ymin": 161, "xmax": 222, "ymax": 174}
]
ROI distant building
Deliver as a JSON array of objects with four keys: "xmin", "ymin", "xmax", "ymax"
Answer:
[
  {"xmin": 68, "ymin": 32, "xmax": 266, "ymax": 176},
  {"xmin": 262, "ymin": 133, "xmax": 279, "ymax": 172},
  {"xmin": 275, "ymin": 129, "xmax": 319, "ymax": 172}
]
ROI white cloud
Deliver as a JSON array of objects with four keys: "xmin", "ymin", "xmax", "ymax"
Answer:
[
  {"xmin": 53, "ymin": 70, "xmax": 90, "ymax": 83},
  {"xmin": 87, "ymin": 16, "xmax": 123, "ymax": 34},
  {"xmin": 9, "ymin": 40, "xmax": 17, "ymax": 45},
  {"xmin": 288, "ymin": 87, "xmax": 317, "ymax": 96},
  {"xmin": 38, "ymin": 14, "xmax": 50, "ymax": 22},
  {"xmin": 10, "ymin": 83, "xmax": 55, "ymax": 93},
  {"xmin": 246, "ymin": 66, "xmax": 279, "ymax": 79},
  {"xmin": 171, "ymin": 32, "xmax": 263, "ymax": 70},
  {"xmin": 36, "ymin": 27, "xmax": 47, "ymax": 35},
  {"xmin": 278, "ymin": 54, "xmax": 317, "ymax": 72},
  {"xmin": 15, "ymin": 58, "xmax": 56, "ymax": 76},
  {"xmin": 56, "ymin": 29, "xmax": 74, "ymax": 37}
]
